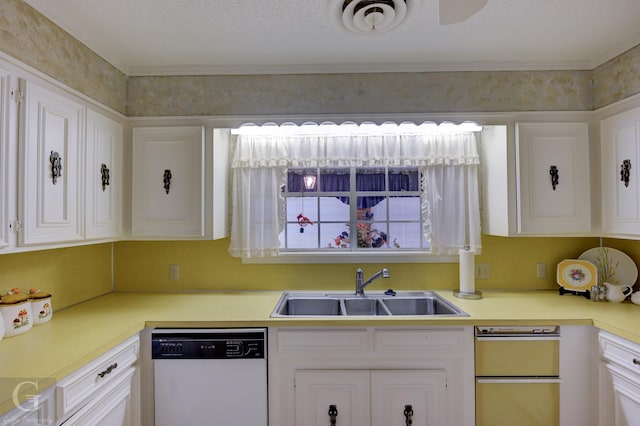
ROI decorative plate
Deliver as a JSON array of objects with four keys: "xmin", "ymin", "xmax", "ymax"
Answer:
[
  {"xmin": 578, "ymin": 247, "xmax": 638, "ymax": 286},
  {"xmin": 557, "ymin": 259, "xmax": 597, "ymax": 291}
]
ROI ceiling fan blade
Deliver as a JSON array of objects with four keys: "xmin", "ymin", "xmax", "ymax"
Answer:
[{"xmin": 439, "ymin": 0, "xmax": 488, "ymax": 25}]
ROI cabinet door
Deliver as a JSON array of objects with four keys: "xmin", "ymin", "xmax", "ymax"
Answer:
[
  {"xmin": 131, "ymin": 127, "xmax": 204, "ymax": 238},
  {"xmin": 85, "ymin": 109, "xmax": 122, "ymax": 239},
  {"xmin": 0, "ymin": 386, "xmax": 55, "ymax": 426},
  {"xmin": 0, "ymin": 68, "xmax": 10, "ymax": 249},
  {"xmin": 132, "ymin": 127, "xmax": 204, "ymax": 238},
  {"xmin": 601, "ymin": 107, "xmax": 640, "ymax": 235},
  {"xmin": 371, "ymin": 370, "xmax": 447, "ymax": 426},
  {"xmin": 19, "ymin": 80, "xmax": 84, "ymax": 245},
  {"xmin": 295, "ymin": 370, "xmax": 370, "ymax": 426},
  {"xmin": 515, "ymin": 122, "xmax": 590, "ymax": 234},
  {"xmin": 606, "ymin": 363, "xmax": 640, "ymax": 426}
]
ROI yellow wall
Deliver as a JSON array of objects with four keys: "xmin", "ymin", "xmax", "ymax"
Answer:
[
  {"xmin": 0, "ymin": 236, "xmax": 635, "ymax": 306},
  {"xmin": 113, "ymin": 236, "xmax": 601, "ymax": 292},
  {"xmin": 0, "ymin": 244, "xmax": 113, "ymax": 310}
]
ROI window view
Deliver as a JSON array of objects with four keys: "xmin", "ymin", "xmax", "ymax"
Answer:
[
  {"xmin": 228, "ymin": 121, "xmax": 482, "ymax": 261},
  {"xmin": 282, "ymin": 167, "xmax": 426, "ymax": 251}
]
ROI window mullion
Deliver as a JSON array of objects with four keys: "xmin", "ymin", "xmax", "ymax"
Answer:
[{"xmin": 349, "ymin": 166, "xmax": 357, "ymax": 251}]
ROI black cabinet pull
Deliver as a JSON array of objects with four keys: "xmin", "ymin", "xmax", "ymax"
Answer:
[
  {"xmin": 549, "ymin": 165, "xmax": 559, "ymax": 190},
  {"xmin": 100, "ymin": 163, "xmax": 110, "ymax": 191},
  {"xmin": 97, "ymin": 362, "xmax": 118, "ymax": 378},
  {"xmin": 621, "ymin": 159, "xmax": 631, "ymax": 187},
  {"xmin": 404, "ymin": 404, "xmax": 414, "ymax": 425},
  {"xmin": 163, "ymin": 169, "xmax": 172, "ymax": 194},
  {"xmin": 50, "ymin": 151, "xmax": 62, "ymax": 184},
  {"xmin": 328, "ymin": 404, "xmax": 338, "ymax": 426}
]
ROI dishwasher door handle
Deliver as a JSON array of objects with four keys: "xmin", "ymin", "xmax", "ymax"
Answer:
[
  {"xmin": 476, "ymin": 377, "xmax": 562, "ymax": 384},
  {"xmin": 476, "ymin": 336, "xmax": 560, "ymax": 341}
]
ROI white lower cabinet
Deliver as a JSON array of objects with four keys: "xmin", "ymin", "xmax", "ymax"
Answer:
[
  {"xmin": 56, "ymin": 335, "xmax": 140, "ymax": 426},
  {"xmin": 269, "ymin": 327, "xmax": 474, "ymax": 426},
  {"xmin": 295, "ymin": 369, "xmax": 446, "ymax": 426},
  {"xmin": 295, "ymin": 370, "xmax": 370, "ymax": 426},
  {"xmin": 60, "ymin": 367, "xmax": 137, "ymax": 426},
  {"xmin": 0, "ymin": 386, "xmax": 55, "ymax": 425},
  {"xmin": 598, "ymin": 331, "xmax": 640, "ymax": 426}
]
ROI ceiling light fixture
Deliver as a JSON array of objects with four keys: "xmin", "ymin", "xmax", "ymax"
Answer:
[{"xmin": 329, "ymin": 0, "xmax": 423, "ymax": 34}]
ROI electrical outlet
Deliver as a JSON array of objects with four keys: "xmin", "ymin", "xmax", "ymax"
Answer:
[
  {"xmin": 476, "ymin": 263, "xmax": 490, "ymax": 279},
  {"xmin": 169, "ymin": 264, "xmax": 180, "ymax": 281},
  {"xmin": 536, "ymin": 262, "xmax": 547, "ymax": 279}
]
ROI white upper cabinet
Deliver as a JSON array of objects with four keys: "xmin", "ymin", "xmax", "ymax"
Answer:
[
  {"xmin": 132, "ymin": 126, "xmax": 205, "ymax": 238},
  {"xmin": 515, "ymin": 122, "xmax": 591, "ymax": 234},
  {"xmin": 0, "ymin": 68, "xmax": 11, "ymax": 249},
  {"xmin": 18, "ymin": 79, "xmax": 84, "ymax": 245},
  {"xmin": 482, "ymin": 122, "xmax": 591, "ymax": 236},
  {"xmin": 85, "ymin": 109, "xmax": 123, "ymax": 239},
  {"xmin": 601, "ymin": 106, "xmax": 640, "ymax": 236}
]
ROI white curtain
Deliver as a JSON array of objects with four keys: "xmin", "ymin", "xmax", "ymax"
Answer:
[{"xmin": 228, "ymin": 128, "xmax": 481, "ymax": 258}]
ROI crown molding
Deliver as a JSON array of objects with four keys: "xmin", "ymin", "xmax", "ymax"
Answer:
[{"xmin": 126, "ymin": 59, "xmax": 600, "ymax": 77}]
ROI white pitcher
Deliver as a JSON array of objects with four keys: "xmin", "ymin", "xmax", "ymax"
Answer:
[{"xmin": 604, "ymin": 282, "xmax": 633, "ymax": 303}]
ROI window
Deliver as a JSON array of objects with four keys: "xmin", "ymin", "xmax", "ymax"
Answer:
[
  {"xmin": 282, "ymin": 167, "xmax": 427, "ymax": 251},
  {"xmin": 228, "ymin": 122, "xmax": 481, "ymax": 261}
]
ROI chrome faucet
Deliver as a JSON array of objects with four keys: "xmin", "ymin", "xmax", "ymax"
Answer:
[{"xmin": 355, "ymin": 268, "xmax": 390, "ymax": 296}]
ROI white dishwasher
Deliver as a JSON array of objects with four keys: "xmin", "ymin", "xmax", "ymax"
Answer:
[{"xmin": 151, "ymin": 328, "xmax": 268, "ymax": 426}]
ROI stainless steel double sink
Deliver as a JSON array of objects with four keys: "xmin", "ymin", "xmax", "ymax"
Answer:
[{"xmin": 271, "ymin": 291, "xmax": 468, "ymax": 317}]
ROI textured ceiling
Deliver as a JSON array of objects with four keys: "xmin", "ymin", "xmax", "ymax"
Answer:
[{"xmin": 24, "ymin": 0, "xmax": 640, "ymax": 76}]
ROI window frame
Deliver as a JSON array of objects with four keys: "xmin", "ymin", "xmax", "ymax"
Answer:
[{"xmin": 280, "ymin": 165, "xmax": 428, "ymax": 253}]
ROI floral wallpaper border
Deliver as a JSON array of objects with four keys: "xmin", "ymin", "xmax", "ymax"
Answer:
[{"xmin": 1, "ymin": 0, "xmax": 639, "ymax": 117}]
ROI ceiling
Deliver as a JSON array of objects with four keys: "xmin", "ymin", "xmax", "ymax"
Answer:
[{"xmin": 24, "ymin": 0, "xmax": 640, "ymax": 76}]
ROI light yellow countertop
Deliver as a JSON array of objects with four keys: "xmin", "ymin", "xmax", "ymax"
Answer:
[{"xmin": 0, "ymin": 289, "xmax": 639, "ymax": 415}]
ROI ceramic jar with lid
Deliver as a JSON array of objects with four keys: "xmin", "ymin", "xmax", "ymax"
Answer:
[
  {"xmin": 0, "ymin": 293, "xmax": 32, "ymax": 337},
  {"xmin": 29, "ymin": 290, "xmax": 53, "ymax": 324}
]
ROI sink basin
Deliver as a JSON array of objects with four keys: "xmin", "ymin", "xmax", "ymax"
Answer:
[
  {"xmin": 383, "ymin": 297, "xmax": 457, "ymax": 315},
  {"xmin": 271, "ymin": 291, "xmax": 468, "ymax": 317},
  {"xmin": 343, "ymin": 298, "xmax": 390, "ymax": 316},
  {"xmin": 278, "ymin": 297, "xmax": 342, "ymax": 316}
]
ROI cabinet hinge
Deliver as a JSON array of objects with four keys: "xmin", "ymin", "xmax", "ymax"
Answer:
[
  {"xmin": 11, "ymin": 220, "xmax": 22, "ymax": 233},
  {"xmin": 11, "ymin": 90, "xmax": 24, "ymax": 104}
]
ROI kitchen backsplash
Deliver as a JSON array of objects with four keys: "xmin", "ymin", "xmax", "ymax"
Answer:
[
  {"xmin": 112, "ymin": 236, "xmax": 604, "ymax": 292},
  {"xmin": 0, "ymin": 244, "xmax": 113, "ymax": 310}
]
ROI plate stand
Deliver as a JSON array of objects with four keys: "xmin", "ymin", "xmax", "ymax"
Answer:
[{"xmin": 558, "ymin": 287, "xmax": 590, "ymax": 299}]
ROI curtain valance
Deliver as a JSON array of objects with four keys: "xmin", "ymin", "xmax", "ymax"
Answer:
[{"xmin": 231, "ymin": 132, "xmax": 480, "ymax": 169}]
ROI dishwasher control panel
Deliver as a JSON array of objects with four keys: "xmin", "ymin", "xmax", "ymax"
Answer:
[
  {"xmin": 475, "ymin": 325, "xmax": 559, "ymax": 336},
  {"xmin": 151, "ymin": 329, "xmax": 265, "ymax": 359}
]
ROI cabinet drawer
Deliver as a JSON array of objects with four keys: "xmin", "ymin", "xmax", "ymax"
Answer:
[
  {"xmin": 476, "ymin": 380, "xmax": 559, "ymax": 426},
  {"xmin": 374, "ymin": 328, "xmax": 467, "ymax": 351},
  {"xmin": 56, "ymin": 335, "xmax": 139, "ymax": 421},
  {"xmin": 276, "ymin": 329, "xmax": 369, "ymax": 352},
  {"xmin": 61, "ymin": 367, "xmax": 136, "ymax": 426},
  {"xmin": 476, "ymin": 338, "xmax": 559, "ymax": 376},
  {"xmin": 600, "ymin": 331, "xmax": 640, "ymax": 374}
]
